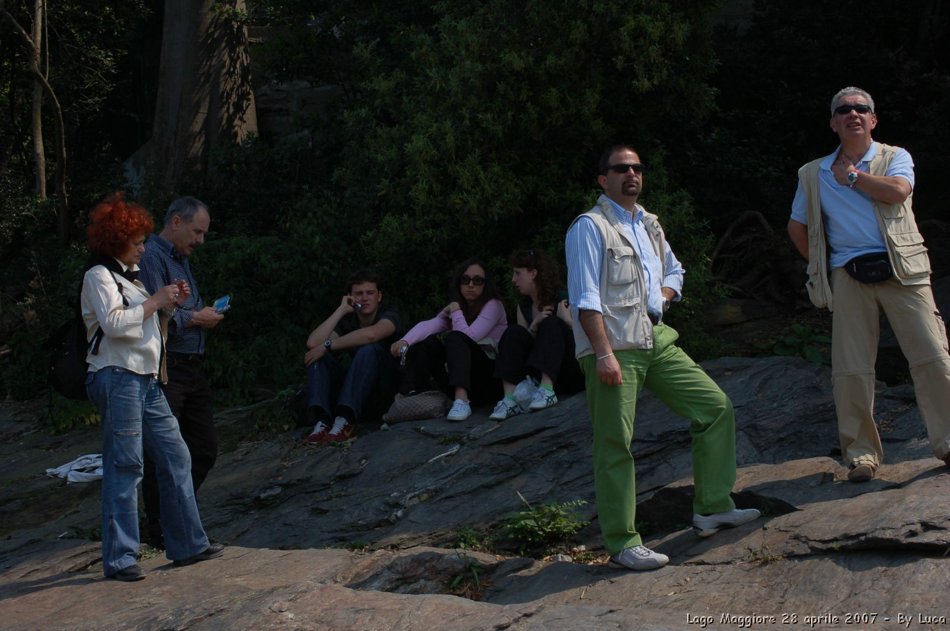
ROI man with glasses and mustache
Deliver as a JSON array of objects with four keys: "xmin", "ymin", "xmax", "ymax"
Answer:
[
  {"xmin": 302, "ymin": 270, "xmax": 403, "ymax": 442},
  {"xmin": 565, "ymin": 144, "xmax": 759, "ymax": 571},
  {"xmin": 788, "ymin": 86, "xmax": 950, "ymax": 482}
]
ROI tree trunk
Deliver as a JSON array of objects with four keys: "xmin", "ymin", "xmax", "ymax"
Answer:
[
  {"xmin": 150, "ymin": 0, "xmax": 258, "ymax": 195},
  {"xmin": 1, "ymin": 0, "xmax": 69, "ymax": 241},
  {"xmin": 30, "ymin": 0, "xmax": 46, "ymax": 200}
]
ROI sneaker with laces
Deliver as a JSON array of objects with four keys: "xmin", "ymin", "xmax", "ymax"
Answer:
[
  {"xmin": 528, "ymin": 388, "xmax": 558, "ymax": 411},
  {"xmin": 512, "ymin": 377, "xmax": 539, "ymax": 409},
  {"xmin": 693, "ymin": 508, "xmax": 761, "ymax": 537},
  {"xmin": 489, "ymin": 397, "xmax": 524, "ymax": 420},
  {"xmin": 608, "ymin": 545, "xmax": 669, "ymax": 570},
  {"xmin": 324, "ymin": 416, "xmax": 353, "ymax": 442},
  {"xmin": 446, "ymin": 399, "xmax": 472, "ymax": 421},
  {"xmin": 304, "ymin": 421, "xmax": 329, "ymax": 443}
]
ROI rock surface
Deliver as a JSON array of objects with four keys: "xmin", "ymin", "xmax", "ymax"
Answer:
[{"xmin": 1, "ymin": 356, "xmax": 948, "ymax": 630}]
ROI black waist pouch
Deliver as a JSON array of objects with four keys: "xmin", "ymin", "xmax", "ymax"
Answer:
[{"xmin": 844, "ymin": 252, "xmax": 892, "ymax": 283}]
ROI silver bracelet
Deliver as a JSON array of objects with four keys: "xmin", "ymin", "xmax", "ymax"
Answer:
[{"xmin": 596, "ymin": 352, "xmax": 614, "ymax": 360}]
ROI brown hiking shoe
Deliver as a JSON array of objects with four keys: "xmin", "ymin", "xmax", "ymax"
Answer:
[{"xmin": 848, "ymin": 463, "xmax": 875, "ymax": 483}]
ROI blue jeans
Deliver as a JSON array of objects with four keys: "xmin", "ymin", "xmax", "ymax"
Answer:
[
  {"xmin": 306, "ymin": 344, "xmax": 397, "ymax": 421},
  {"xmin": 86, "ymin": 368, "xmax": 210, "ymax": 576}
]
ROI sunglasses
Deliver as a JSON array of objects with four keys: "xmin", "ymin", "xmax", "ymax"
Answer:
[
  {"xmin": 606, "ymin": 163, "xmax": 646, "ymax": 175},
  {"xmin": 460, "ymin": 275, "xmax": 486, "ymax": 286},
  {"xmin": 834, "ymin": 103, "xmax": 873, "ymax": 116}
]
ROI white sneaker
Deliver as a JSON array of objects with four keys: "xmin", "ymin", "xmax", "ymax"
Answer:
[
  {"xmin": 512, "ymin": 377, "xmax": 539, "ymax": 409},
  {"xmin": 693, "ymin": 508, "xmax": 761, "ymax": 537},
  {"xmin": 608, "ymin": 545, "xmax": 669, "ymax": 571},
  {"xmin": 446, "ymin": 399, "xmax": 472, "ymax": 421},
  {"xmin": 528, "ymin": 388, "xmax": 558, "ymax": 411},
  {"xmin": 489, "ymin": 397, "xmax": 524, "ymax": 420}
]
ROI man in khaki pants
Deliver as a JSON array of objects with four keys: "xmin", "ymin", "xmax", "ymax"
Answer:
[{"xmin": 788, "ymin": 86, "xmax": 950, "ymax": 482}]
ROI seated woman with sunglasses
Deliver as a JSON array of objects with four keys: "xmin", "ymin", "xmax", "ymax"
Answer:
[
  {"xmin": 489, "ymin": 249, "xmax": 584, "ymax": 420},
  {"xmin": 390, "ymin": 258, "xmax": 507, "ymax": 421}
]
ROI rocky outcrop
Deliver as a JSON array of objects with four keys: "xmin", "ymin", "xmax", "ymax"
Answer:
[{"xmin": 1, "ymin": 356, "xmax": 948, "ymax": 630}]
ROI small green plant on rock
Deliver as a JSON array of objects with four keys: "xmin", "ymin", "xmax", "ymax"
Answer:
[
  {"xmin": 772, "ymin": 323, "xmax": 831, "ymax": 365},
  {"xmin": 502, "ymin": 493, "xmax": 589, "ymax": 553},
  {"xmin": 454, "ymin": 526, "xmax": 492, "ymax": 552},
  {"xmin": 447, "ymin": 551, "xmax": 489, "ymax": 601},
  {"xmin": 254, "ymin": 387, "xmax": 300, "ymax": 434},
  {"xmin": 43, "ymin": 395, "xmax": 100, "ymax": 434}
]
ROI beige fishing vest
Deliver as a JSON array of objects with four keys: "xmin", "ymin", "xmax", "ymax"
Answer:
[
  {"xmin": 570, "ymin": 197, "xmax": 669, "ymax": 359},
  {"xmin": 800, "ymin": 142, "xmax": 930, "ymax": 311}
]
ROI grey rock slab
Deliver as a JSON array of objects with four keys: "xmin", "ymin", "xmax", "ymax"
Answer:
[{"xmin": 3, "ymin": 356, "xmax": 950, "ymax": 630}]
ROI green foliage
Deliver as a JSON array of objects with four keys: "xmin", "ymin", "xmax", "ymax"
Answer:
[
  {"xmin": 502, "ymin": 498, "xmax": 589, "ymax": 552},
  {"xmin": 772, "ymin": 323, "xmax": 831, "ymax": 365},
  {"xmin": 0, "ymin": 237, "xmax": 89, "ymax": 402},
  {"xmin": 447, "ymin": 552, "xmax": 487, "ymax": 600},
  {"xmin": 453, "ymin": 526, "xmax": 492, "ymax": 552},
  {"xmin": 689, "ymin": 1, "xmax": 950, "ymax": 235},
  {"xmin": 42, "ymin": 396, "xmax": 101, "ymax": 434},
  {"xmin": 328, "ymin": 0, "xmax": 721, "ymax": 316},
  {"xmin": 253, "ymin": 387, "xmax": 299, "ymax": 434}
]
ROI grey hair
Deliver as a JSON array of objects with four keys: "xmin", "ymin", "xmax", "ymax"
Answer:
[
  {"xmin": 830, "ymin": 87, "xmax": 875, "ymax": 115},
  {"xmin": 164, "ymin": 196, "xmax": 208, "ymax": 224}
]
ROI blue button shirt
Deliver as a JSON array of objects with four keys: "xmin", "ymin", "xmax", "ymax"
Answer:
[{"xmin": 139, "ymin": 234, "xmax": 207, "ymax": 355}]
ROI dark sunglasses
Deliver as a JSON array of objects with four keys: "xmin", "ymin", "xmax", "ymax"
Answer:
[
  {"xmin": 834, "ymin": 103, "xmax": 873, "ymax": 116},
  {"xmin": 605, "ymin": 163, "xmax": 646, "ymax": 175},
  {"xmin": 460, "ymin": 275, "xmax": 486, "ymax": 286}
]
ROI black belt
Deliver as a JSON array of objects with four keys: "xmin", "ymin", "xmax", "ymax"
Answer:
[{"xmin": 167, "ymin": 352, "xmax": 204, "ymax": 364}]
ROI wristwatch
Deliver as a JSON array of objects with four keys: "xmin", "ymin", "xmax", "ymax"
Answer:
[
  {"xmin": 324, "ymin": 338, "xmax": 333, "ymax": 351},
  {"xmin": 847, "ymin": 171, "xmax": 859, "ymax": 188}
]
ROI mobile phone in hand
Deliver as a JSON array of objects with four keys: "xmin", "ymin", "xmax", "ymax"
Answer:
[{"xmin": 213, "ymin": 295, "xmax": 231, "ymax": 313}]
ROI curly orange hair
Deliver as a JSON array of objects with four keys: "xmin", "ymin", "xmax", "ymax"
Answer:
[{"xmin": 86, "ymin": 192, "xmax": 154, "ymax": 258}]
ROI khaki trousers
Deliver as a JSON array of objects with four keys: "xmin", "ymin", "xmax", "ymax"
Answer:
[{"xmin": 831, "ymin": 268, "xmax": 950, "ymax": 467}]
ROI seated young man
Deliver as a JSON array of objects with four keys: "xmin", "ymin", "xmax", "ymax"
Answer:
[{"xmin": 303, "ymin": 270, "xmax": 402, "ymax": 442}]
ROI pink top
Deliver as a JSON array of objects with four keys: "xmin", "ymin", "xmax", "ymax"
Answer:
[{"xmin": 403, "ymin": 298, "xmax": 508, "ymax": 347}]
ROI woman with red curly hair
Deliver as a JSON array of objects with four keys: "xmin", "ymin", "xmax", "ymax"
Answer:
[{"xmin": 81, "ymin": 192, "xmax": 223, "ymax": 582}]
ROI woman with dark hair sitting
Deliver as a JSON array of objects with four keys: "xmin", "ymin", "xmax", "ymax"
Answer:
[
  {"xmin": 489, "ymin": 248, "xmax": 583, "ymax": 420},
  {"xmin": 390, "ymin": 258, "xmax": 507, "ymax": 421},
  {"xmin": 82, "ymin": 192, "xmax": 222, "ymax": 581}
]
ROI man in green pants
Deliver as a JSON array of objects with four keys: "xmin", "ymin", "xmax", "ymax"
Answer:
[{"xmin": 565, "ymin": 144, "xmax": 759, "ymax": 570}]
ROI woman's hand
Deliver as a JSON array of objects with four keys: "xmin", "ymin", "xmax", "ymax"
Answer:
[
  {"xmin": 143, "ymin": 283, "xmax": 183, "ymax": 318},
  {"xmin": 390, "ymin": 339, "xmax": 409, "ymax": 358},
  {"xmin": 173, "ymin": 278, "xmax": 191, "ymax": 305},
  {"xmin": 556, "ymin": 299, "xmax": 572, "ymax": 326},
  {"xmin": 529, "ymin": 305, "xmax": 553, "ymax": 334},
  {"xmin": 156, "ymin": 284, "xmax": 182, "ymax": 308},
  {"xmin": 444, "ymin": 301, "xmax": 461, "ymax": 314}
]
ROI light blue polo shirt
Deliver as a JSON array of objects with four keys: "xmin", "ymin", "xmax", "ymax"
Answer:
[{"xmin": 790, "ymin": 142, "xmax": 914, "ymax": 269}]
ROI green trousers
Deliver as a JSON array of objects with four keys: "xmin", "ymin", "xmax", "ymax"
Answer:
[{"xmin": 580, "ymin": 324, "xmax": 737, "ymax": 554}]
